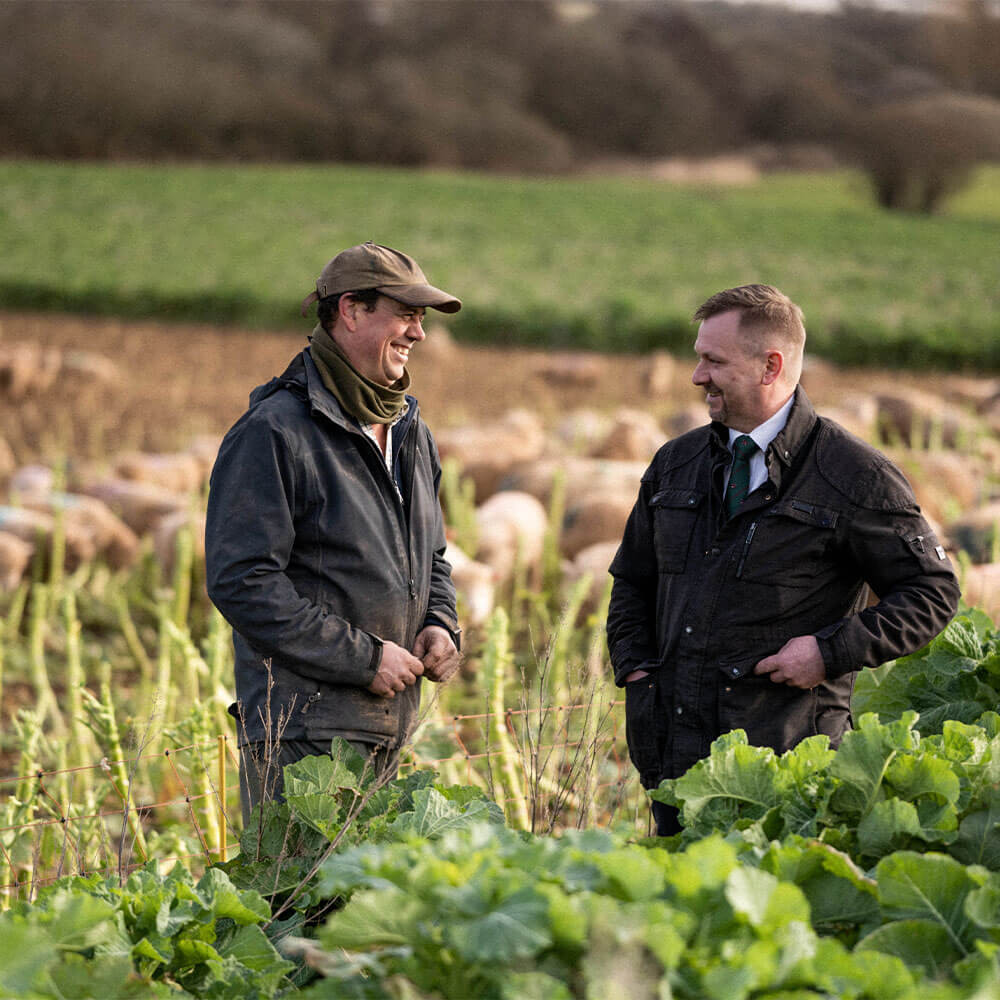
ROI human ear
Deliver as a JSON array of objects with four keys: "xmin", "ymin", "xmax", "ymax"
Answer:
[
  {"xmin": 761, "ymin": 350, "xmax": 784, "ymax": 385},
  {"xmin": 338, "ymin": 294, "xmax": 358, "ymax": 331}
]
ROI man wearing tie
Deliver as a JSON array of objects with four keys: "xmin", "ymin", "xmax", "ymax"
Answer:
[{"xmin": 606, "ymin": 284, "xmax": 959, "ymax": 835}]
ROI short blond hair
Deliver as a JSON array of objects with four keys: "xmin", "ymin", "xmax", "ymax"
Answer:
[{"xmin": 694, "ymin": 284, "xmax": 806, "ymax": 384}]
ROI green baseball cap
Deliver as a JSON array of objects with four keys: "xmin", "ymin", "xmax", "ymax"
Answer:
[{"xmin": 300, "ymin": 241, "xmax": 461, "ymax": 316}]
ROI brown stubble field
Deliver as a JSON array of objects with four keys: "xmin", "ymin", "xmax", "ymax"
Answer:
[{"xmin": 0, "ymin": 309, "xmax": 963, "ymax": 469}]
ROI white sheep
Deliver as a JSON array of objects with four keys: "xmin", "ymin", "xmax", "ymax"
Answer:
[
  {"xmin": 0, "ymin": 530, "xmax": 34, "ymax": 590},
  {"xmin": 473, "ymin": 490, "xmax": 549, "ymax": 584},
  {"xmin": 443, "ymin": 542, "xmax": 496, "ymax": 627}
]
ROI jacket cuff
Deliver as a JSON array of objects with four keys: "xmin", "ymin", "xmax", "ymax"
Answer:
[
  {"xmin": 422, "ymin": 615, "xmax": 462, "ymax": 652},
  {"xmin": 366, "ymin": 634, "xmax": 384, "ymax": 677},
  {"xmin": 815, "ymin": 623, "xmax": 855, "ymax": 680}
]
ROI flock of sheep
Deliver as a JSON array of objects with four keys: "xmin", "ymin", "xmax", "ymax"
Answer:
[
  {"xmin": 434, "ymin": 372, "xmax": 1000, "ymax": 630},
  {"xmin": 1, "ymin": 336, "xmax": 999, "ymax": 634}
]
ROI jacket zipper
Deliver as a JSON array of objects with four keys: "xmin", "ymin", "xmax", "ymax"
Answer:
[
  {"xmin": 736, "ymin": 521, "xmax": 757, "ymax": 579},
  {"xmin": 375, "ymin": 415, "xmax": 419, "ymax": 634},
  {"xmin": 358, "ymin": 413, "xmax": 411, "ymax": 517},
  {"xmin": 313, "ymin": 386, "xmax": 419, "ymax": 631},
  {"xmin": 399, "ymin": 425, "xmax": 419, "ymax": 639}
]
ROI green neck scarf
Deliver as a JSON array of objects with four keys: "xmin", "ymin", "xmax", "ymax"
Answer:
[{"xmin": 308, "ymin": 324, "xmax": 409, "ymax": 425}]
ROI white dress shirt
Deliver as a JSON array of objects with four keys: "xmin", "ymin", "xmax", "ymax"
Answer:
[{"xmin": 726, "ymin": 392, "xmax": 795, "ymax": 495}]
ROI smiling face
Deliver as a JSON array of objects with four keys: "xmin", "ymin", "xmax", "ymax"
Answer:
[
  {"xmin": 692, "ymin": 309, "xmax": 772, "ymax": 432},
  {"xmin": 337, "ymin": 294, "xmax": 426, "ymax": 386}
]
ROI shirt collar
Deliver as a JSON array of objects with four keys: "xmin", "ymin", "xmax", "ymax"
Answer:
[{"xmin": 728, "ymin": 392, "xmax": 795, "ymax": 455}]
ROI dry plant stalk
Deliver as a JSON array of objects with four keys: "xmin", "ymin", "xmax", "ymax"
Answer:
[
  {"xmin": 481, "ymin": 607, "xmax": 531, "ymax": 830},
  {"xmin": 516, "ymin": 577, "xmax": 623, "ymax": 834}
]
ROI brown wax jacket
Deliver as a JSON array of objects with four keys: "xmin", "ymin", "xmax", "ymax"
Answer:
[
  {"xmin": 606, "ymin": 387, "xmax": 960, "ymax": 788},
  {"xmin": 206, "ymin": 349, "xmax": 458, "ymax": 750}
]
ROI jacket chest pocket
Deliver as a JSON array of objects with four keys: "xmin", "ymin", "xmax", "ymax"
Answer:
[
  {"xmin": 738, "ymin": 500, "xmax": 839, "ymax": 588},
  {"xmin": 650, "ymin": 487, "xmax": 705, "ymax": 574}
]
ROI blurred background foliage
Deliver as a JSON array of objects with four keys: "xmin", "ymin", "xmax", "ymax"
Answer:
[{"xmin": 2, "ymin": 0, "xmax": 999, "ymax": 213}]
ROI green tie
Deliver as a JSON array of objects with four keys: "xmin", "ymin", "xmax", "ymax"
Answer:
[{"xmin": 726, "ymin": 435, "xmax": 758, "ymax": 518}]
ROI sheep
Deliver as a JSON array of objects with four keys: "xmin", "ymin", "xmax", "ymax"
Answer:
[
  {"xmin": 948, "ymin": 501, "xmax": 1000, "ymax": 565},
  {"xmin": 561, "ymin": 539, "xmax": 620, "ymax": 616},
  {"xmin": 666, "ymin": 405, "xmax": 710, "ymax": 438},
  {"xmin": 153, "ymin": 508, "xmax": 206, "ymax": 580},
  {"xmin": 473, "ymin": 490, "xmax": 549, "ymax": 584},
  {"xmin": 641, "ymin": 350, "xmax": 675, "ymax": 398},
  {"xmin": 0, "ymin": 530, "xmax": 34, "ymax": 590},
  {"xmin": 962, "ymin": 562, "xmax": 1000, "ymax": 621},
  {"xmin": 0, "ymin": 342, "xmax": 119, "ymax": 400},
  {"xmin": 875, "ymin": 387, "xmax": 980, "ymax": 450},
  {"xmin": 112, "ymin": 451, "xmax": 206, "ymax": 495},
  {"xmin": 560, "ymin": 491, "xmax": 636, "ymax": 559},
  {"xmin": 8, "ymin": 464, "xmax": 56, "ymax": 497},
  {"xmin": 59, "ymin": 349, "xmax": 121, "ymax": 386},
  {"xmin": 183, "ymin": 435, "xmax": 224, "ymax": 481},
  {"xmin": 0, "ymin": 343, "xmax": 62, "ymax": 399},
  {"xmin": 435, "ymin": 409, "xmax": 546, "ymax": 501},
  {"xmin": 551, "ymin": 409, "xmax": 613, "ymax": 454},
  {"xmin": 443, "ymin": 542, "xmax": 496, "ymax": 628},
  {"xmin": 588, "ymin": 408, "xmax": 665, "ymax": 462},
  {"xmin": 532, "ymin": 352, "xmax": 606, "ymax": 388},
  {"xmin": 887, "ymin": 449, "xmax": 989, "ymax": 527},
  {"xmin": 17, "ymin": 491, "xmax": 140, "ymax": 569},
  {"xmin": 500, "ymin": 456, "xmax": 646, "ymax": 507},
  {"xmin": 819, "ymin": 394, "xmax": 879, "ymax": 442},
  {"xmin": 77, "ymin": 478, "xmax": 188, "ymax": 536},
  {"xmin": 0, "ymin": 504, "xmax": 98, "ymax": 568}
]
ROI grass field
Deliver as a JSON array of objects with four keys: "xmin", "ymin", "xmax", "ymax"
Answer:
[{"xmin": 1, "ymin": 160, "xmax": 998, "ymax": 368}]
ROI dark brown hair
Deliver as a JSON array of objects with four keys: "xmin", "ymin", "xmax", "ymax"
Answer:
[{"xmin": 317, "ymin": 288, "xmax": 380, "ymax": 332}]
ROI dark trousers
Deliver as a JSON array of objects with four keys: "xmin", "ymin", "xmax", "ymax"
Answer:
[
  {"xmin": 238, "ymin": 736, "xmax": 400, "ymax": 827},
  {"xmin": 651, "ymin": 799, "xmax": 683, "ymax": 837}
]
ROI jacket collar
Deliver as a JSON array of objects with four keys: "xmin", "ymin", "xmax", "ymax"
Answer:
[
  {"xmin": 710, "ymin": 386, "xmax": 815, "ymax": 456},
  {"xmin": 253, "ymin": 348, "xmax": 419, "ymax": 439},
  {"xmin": 302, "ymin": 347, "xmax": 359, "ymax": 430},
  {"xmin": 766, "ymin": 386, "xmax": 818, "ymax": 474},
  {"xmin": 708, "ymin": 385, "xmax": 817, "ymax": 495}
]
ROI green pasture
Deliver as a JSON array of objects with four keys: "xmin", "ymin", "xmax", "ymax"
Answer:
[{"xmin": 1, "ymin": 160, "xmax": 998, "ymax": 368}]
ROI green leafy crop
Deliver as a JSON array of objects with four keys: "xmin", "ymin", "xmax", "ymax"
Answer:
[
  {"xmin": 294, "ymin": 827, "xmax": 950, "ymax": 1000},
  {"xmin": 0, "ymin": 864, "xmax": 291, "ymax": 998}
]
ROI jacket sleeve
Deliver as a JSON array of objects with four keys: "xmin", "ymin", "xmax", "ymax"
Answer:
[
  {"xmin": 420, "ymin": 428, "xmax": 460, "ymax": 643},
  {"xmin": 815, "ymin": 456, "xmax": 961, "ymax": 679},
  {"xmin": 205, "ymin": 409, "xmax": 381, "ymax": 689},
  {"xmin": 606, "ymin": 474, "xmax": 661, "ymax": 686}
]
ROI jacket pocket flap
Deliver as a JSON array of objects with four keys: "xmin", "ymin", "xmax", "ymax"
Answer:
[
  {"xmin": 650, "ymin": 487, "xmax": 705, "ymax": 510},
  {"xmin": 718, "ymin": 657, "xmax": 762, "ymax": 681},
  {"xmin": 767, "ymin": 500, "xmax": 839, "ymax": 529}
]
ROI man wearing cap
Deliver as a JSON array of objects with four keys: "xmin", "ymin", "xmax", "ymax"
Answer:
[
  {"xmin": 206, "ymin": 242, "xmax": 463, "ymax": 824},
  {"xmin": 607, "ymin": 284, "xmax": 959, "ymax": 836}
]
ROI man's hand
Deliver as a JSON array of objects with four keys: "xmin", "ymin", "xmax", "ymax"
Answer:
[
  {"xmin": 624, "ymin": 668, "xmax": 651, "ymax": 683},
  {"xmin": 754, "ymin": 635, "xmax": 826, "ymax": 690},
  {"xmin": 413, "ymin": 625, "xmax": 461, "ymax": 684},
  {"xmin": 368, "ymin": 641, "xmax": 425, "ymax": 698}
]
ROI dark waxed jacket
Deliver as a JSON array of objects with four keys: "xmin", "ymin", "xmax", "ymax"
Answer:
[
  {"xmin": 607, "ymin": 387, "xmax": 960, "ymax": 788},
  {"xmin": 206, "ymin": 348, "xmax": 458, "ymax": 748}
]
